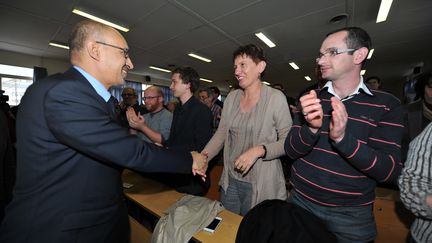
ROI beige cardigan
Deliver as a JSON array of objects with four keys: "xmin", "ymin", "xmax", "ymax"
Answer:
[{"xmin": 203, "ymin": 84, "xmax": 292, "ymax": 208}]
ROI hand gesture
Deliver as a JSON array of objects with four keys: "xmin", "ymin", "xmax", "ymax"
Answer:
[
  {"xmin": 329, "ymin": 97, "xmax": 347, "ymax": 143},
  {"xmin": 234, "ymin": 145, "xmax": 264, "ymax": 176},
  {"xmin": 126, "ymin": 107, "xmax": 145, "ymax": 130},
  {"xmin": 299, "ymin": 90, "xmax": 323, "ymax": 132},
  {"xmin": 191, "ymin": 151, "xmax": 208, "ymax": 181}
]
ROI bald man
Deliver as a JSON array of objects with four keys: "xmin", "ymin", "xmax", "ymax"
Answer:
[{"xmin": 0, "ymin": 20, "xmax": 207, "ymax": 242}]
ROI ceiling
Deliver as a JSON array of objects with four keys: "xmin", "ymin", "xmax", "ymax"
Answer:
[{"xmin": 1, "ymin": 0, "xmax": 431, "ymax": 96}]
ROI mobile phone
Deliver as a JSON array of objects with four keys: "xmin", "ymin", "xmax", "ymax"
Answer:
[
  {"xmin": 122, "ymin": 182, "xmax": 134, "ymax": 189},
  {"xmin": 203, "ymin": 217, "xmax": 222, "ymax": 233}
]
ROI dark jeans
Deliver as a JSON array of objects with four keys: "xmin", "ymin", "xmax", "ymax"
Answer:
[
  {"xmin": 290, "ymin": 191, "xmax": 376, "ymax": 243},
  {"xmin": 220, "ymin": 176, "xmax": 252, "ymax": 216}
]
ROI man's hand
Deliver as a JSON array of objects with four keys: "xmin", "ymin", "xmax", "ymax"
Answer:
[
  {"xmin": 299, "ymin": 90, "xmax": 323, "ymax": 133},
  {"xmin": 329, "ymin": 97, "xmax": 347, "ymax": 143},
  {"xmin": 191, "ymin": 151, "xmax": 208, "ymax": 181},
  {"xmin": 234, "ymin": 145, "xmax": 264, "ymax": 176},
  {"xmin": 126, "ymin": 107, "xmax": 145, "ymax": 130}
]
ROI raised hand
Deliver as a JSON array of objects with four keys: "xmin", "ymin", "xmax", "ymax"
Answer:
[
  {"xmin": 234, "ymin": 145, "xmax": 264, "ymax": 176},
  {"xmin": 191, "ymin": 151, "xmax": 208, "ymax": 181},
  {"xmin": 299, "ymin": 90, "xmax": 323, "ymax": 133},
  {"xmin": 329, "ymin": 97, "xmax": 347, "ymax": 143},
  {"xmin": 126, "ymin": 107, "xmax": 145, "ymax": 130}
]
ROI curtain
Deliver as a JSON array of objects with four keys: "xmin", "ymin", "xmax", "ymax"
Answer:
[
  {"xmin": 33, "ymin": 66, "xmax": 48, "ymax": 82},
  {"xmin": 155, "ymin": 85, "xmax": 175, "ymax": 105}
]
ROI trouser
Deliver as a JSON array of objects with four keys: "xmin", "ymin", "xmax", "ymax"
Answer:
[
  {"xmin": 220, "ymin": 176, "xmax": 252, "ymax": 216},
  {"xmin": 290, "ymin": 191, "xmax": 376, "ymax": 243}
]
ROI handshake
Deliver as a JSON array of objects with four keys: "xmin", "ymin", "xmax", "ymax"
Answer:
[{"xmin": 190, "ymin": 151, "xmax": 209, "ymax": 181}]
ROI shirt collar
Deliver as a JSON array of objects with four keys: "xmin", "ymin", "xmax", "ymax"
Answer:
[
  {"xmin": 179, "ymin": 96, "xmax": 196, "ymax": 110},
  {"xmin": 323, "ymin": 76, "xmax": 373, "ymax": 101},
  {"xmin": 73, "ymin": 66, "xmax": 111, "ymax": 102}
]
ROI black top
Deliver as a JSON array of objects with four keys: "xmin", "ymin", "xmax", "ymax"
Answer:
[
  {"xmin": 160, "ymin": 96, "xmax": 213, "ymax": 195},
  {"xmin": 164, "ymin": 96, "xmax": 212, "ymax": 151}
]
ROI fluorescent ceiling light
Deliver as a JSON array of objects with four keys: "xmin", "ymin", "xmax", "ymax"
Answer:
[
  {"xmin": 72, "ymin": 8, "xmax": 129, "ymax": 32},
  {"xmin": 255, "ymin": 32, "xmax": 276, "ymax": 48},
  {"xmin": 262, "ymin": 81, "xmax": 271, "ymax": 85},
  {"xmin": 289, "ymin": 62, "xmax": 300, "ymax": 70},
  {"xmin": 149, "ymin": 66, "xmax": 171, "ymax": 73},
  {"xmin": 376, "ymin": 0, "xmax": 393, "ymax": 23},
  {"xmin": 367, "ymin": 49, "xmax": 375, "ymax": 59},
  {"xmin": 305, "ymin": 76, "xmax": 312, "ymax": 81},
  {"xmin": 360, "ymin": 70, "xmax": 366, "ymax": 75},
  {"xmin": 200, "ymin": 78, "xmax": 213, "ymax": 83},
  {"xmin": 188, "ymin": 53, "xmax": 212, "ymax": 63},
  {"xmin": 49, "ymin": 41, "xmax": 69, "ymax": 50}
]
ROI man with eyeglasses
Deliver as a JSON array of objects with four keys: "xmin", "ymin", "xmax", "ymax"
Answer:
[
  {"xmin": 126, "ymin": 86, "xmax": 172, "ymax": 144},
  {"xmin": 118, "ymin": 87, "xmax": 146, "ymax": 128},
  {"xmin": 285, "ymin": 27, "xmax": 405, "ymax": 242},
  {"xmin": 0, "ymin": 20, "xmax": 208, "ymax": 243},
  {"xmin": 199, "ymin": 87, "xmax": 222, "ymax": 134}
]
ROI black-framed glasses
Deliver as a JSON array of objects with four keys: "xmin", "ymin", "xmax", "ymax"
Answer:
[
  {"xmin": 96, "ymin": 41, "xmax": 129, "ymax": 59},
  {"xmin": 143, "ymin": 96, "xmax": 160, "ymax": 101},
  {"xmin": 122, "ymin": 93, "xmax": 135, "ymax": 97},
  {"xmin": 315, "ymin": 48, "xmax": 357, "ymax": 63}
]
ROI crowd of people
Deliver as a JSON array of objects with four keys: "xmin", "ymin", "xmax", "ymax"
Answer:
[{"xmin": 1, "ymin": 19, "xmax": 431, "ymax": 243}]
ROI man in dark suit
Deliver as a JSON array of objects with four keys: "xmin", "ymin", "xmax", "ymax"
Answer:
[{"xmin": 0, "ymin": 20, "xmax": 207, "ymax": 243}]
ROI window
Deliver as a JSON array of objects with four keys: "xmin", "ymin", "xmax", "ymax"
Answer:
[
  {"xmin": 0, "ymin": 64, "xmax": 34, "ymax": 106},
  {"xmin": 1, "ymin": 77, "xmax": 33, "ymax": 106}
]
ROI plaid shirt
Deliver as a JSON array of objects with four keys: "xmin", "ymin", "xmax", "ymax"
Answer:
[{"xmin": 210, "ymin": 102, "xmax": 222, "ymax": 134}]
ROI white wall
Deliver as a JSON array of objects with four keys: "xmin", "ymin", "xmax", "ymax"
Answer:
[
  {"xmin": 0, "ymin": 49, "xmax": 171, "ymax": 87},
  {"xmin": 0, "ymin": 50, "xmax": 69, "ymax": 75}
]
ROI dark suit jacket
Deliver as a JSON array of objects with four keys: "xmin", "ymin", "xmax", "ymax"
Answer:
[{"xmin": 0, "ymin": 68, "xmax": 193, "ymax": 243}]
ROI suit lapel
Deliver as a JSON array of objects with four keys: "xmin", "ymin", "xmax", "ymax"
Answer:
[{"xmin": 64, "ymin": 67, "xmax": 115, "ymax": 120}]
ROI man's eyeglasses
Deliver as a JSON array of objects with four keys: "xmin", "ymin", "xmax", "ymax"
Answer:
[
  {"xmin": 96, "ymin": 41, "xmax": 129, "ymax": 59},
  {"xmin": 315, "ymin": 48, "xmax": 357, "ymax": 63},
  {"xmin": 143, "ymin": 96, "xmax": 160, "ymax": 101},
  {"xmin": 122, "ymin": 93, "xmax": 135, "ymax": 97}
]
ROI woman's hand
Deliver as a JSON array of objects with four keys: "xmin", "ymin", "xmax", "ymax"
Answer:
[{"xmin": 234, "ymin": 145, "xmax": 265, "ymax": 176}]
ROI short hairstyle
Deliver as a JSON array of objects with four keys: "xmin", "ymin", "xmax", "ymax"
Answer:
[
  {"xmin": 199, "ymin": 87, "xmax": 215, "ymax": 97},
  {"xmin": 232, "ymin": 44, "xmax": 267, "ymax": 64},
  {"xmin": 68, "ymin": 20, "xmax": 107, "ymax": 53},
  {"xmin": 327, "ymin": 27, "xmax": 372, "ymax": 51},
  {"xmin": 326, "ymin": 27, "xmax": 372, "ymax": 65},
  {"xmin": 233, "ymin": 44, "xmax": 267, "ymax": 78},
  {"xmin": 172, "ymin": 67, "xmax": 200, "ymax": 93},
  {"xmin": 121, "ymin": 87, "xmax": 137, "ymax": 96},
  {"xmin": 146, "ymin": 86, "xmax": 164, "ymax": 97},
  {"xmin": 209, "ymin": 86, "xmax": 220, "ymax": 96},
  {"xmin": 366, "ymin": 76, "xmax": 381, "ymax": 84}
]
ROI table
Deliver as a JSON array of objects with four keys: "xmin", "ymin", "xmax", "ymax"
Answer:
[{"xmin": 123, "ymin": 170, "xmax": 242, "ymax": 243}]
